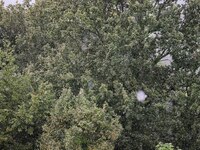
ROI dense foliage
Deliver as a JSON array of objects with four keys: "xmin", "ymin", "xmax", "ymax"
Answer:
[{"xmin": 0, "ymin": 0, "xmax": 199, "ymax": 149}]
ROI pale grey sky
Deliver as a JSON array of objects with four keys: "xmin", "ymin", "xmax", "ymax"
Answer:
[
  {"xmin": 3, "ymin": 0, "xmax": 35, "ymax": 6},
  {"xmin": 177, "ymin": 0, "xmax": 185, "ymax": 4},
  {"xmin": 3, "ymin": 0, "xmax": 185, "ymax": 6}
]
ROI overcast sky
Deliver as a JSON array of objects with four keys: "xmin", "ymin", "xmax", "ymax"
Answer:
[
  {"xmin": 3, "ymin": 0, "xmax": 35, "ymax": 6},
  {"xmin": 3, "ymin": 0, "xmax": 185, "ymax": 6}
]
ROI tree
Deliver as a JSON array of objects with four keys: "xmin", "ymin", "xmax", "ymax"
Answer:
[
  {"xmin": 40, "ymin": 89, "xmax": 122, "ymax": 150},
  {"xmin": 156, "ymin": 142, "xmax": 175, "ymax": 150},
  {"xmin": 0, "ymin": 42, "xmax": 55, "ymax": 149},
  {"xmin": 22, "ymin": 0, "xmax": 199, "ymax": 149},
  {"xmin": 0, "ymin": 0, "xmax": 199, "ymax": 149}
]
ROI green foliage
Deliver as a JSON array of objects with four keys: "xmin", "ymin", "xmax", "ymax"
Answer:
[
  {"xmin": 0, "ymin": 43, "xmax": 55, "ymax": 149},
  {"xmin": 0, "ymin": 45, "xmax": 30, "ymax": 149},
  {"xmin": 40, "ymin": 89, "xmax": 122, "ymax": 150},
  {"xmin": 0, "ymin": 0, "xmax": 199, "ymax": 149},
  {"xmin": 156, "ymin": 142, "xmax": 174, "ymax": 150}
]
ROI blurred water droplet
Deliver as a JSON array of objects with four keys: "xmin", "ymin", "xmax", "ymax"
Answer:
[{"xmin": 136, "ymin": 90, "xmax": 147, "ymax": 102}]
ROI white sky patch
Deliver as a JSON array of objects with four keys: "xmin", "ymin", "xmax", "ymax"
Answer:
[
  {"xmin": 159, "ymin": 0, "xmax": 185, "ymax": 4},
  {"xmin": 3, "ymin": 0, "xmax": 185, "ymax": 6},
  {"xmin": 195, "ymin": 67, "xmax": 200, "ymax": 75},
  {"xmin": 157, "ymin": 54, "xmax": 173, "ymax": 67},
  {"xmin": 177, "ymin": 0, "xmax": 185, "ymax": 4},
  {"xmin": 3, "ymin": 0, "xmax": 35, "ymax": 6},
  {"xmin": 136, "ymin": 90, "xmax": 147, "ymax": 102}
]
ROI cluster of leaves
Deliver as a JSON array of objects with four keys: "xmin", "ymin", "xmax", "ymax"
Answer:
[
  {"xmin": 156, "ymin": 142, "xmax": 175, "ymax": 150},
  {"xmin": 0, "ymin": 0, "xmax": 199, "ymax": 149}
]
